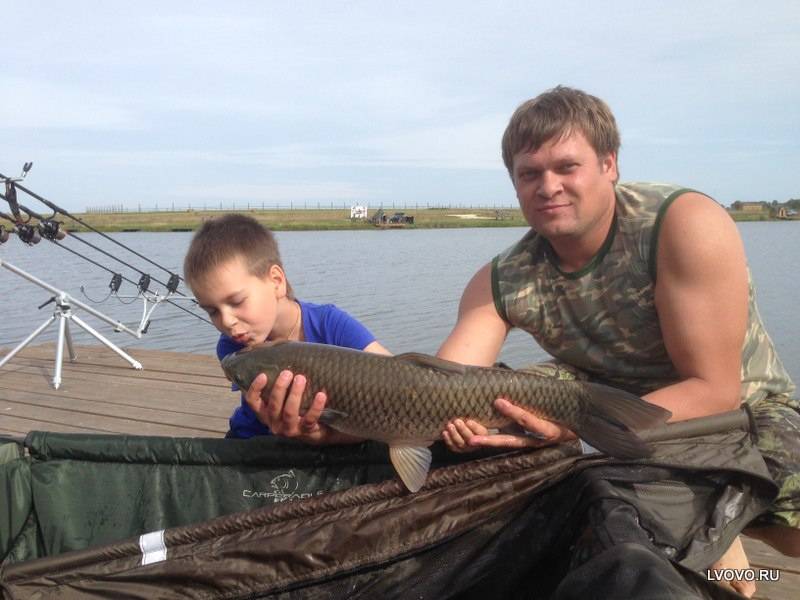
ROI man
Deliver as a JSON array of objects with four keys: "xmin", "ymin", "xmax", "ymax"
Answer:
[{"xmin": 437, "ymin": 86, "xmax": 799, "ymax": 594}]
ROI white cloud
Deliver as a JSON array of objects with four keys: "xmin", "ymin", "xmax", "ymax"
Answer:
[
  {"xmin": 0, "ymin": 77, "xmax": 138, "ymax": 130},
  {"xmin": 351, "ymin": 114, "xmax": 508, "ymax": 170},
  {"xmin": 2, "ymin": 1, "xmax": 798, "ymax": 207},
  {"xmin": 19, "ymin": 111, "xmax": 508, "ymax": 172}
]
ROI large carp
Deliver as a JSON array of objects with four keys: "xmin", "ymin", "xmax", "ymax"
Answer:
[{"xmin": 222, "ymin": 341, "xmax": 671, "ymax": 492}]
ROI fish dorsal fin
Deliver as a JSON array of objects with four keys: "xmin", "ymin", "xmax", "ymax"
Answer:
[
  {"xmin": 389, "ymin": 445, "xmax": 432, "ymax": 493},
  {"xmin": 394, "ymin": 353, "xmax": 467, "ymax": 375}
]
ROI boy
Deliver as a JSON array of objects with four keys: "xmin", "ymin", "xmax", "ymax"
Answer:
[{"xmin": 183, "ymin": 214, "xmax": 390, "ymax": 441}]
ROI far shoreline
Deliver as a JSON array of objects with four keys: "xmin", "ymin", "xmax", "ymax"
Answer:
[
  {"xmin": 65, "ymin": 208, "xmax": 529, "ymax": 233},
  {"xmin": 60, "ymin": 207, "xmax": 797, "ymax": 233}
]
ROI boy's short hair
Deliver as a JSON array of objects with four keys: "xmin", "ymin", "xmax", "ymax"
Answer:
[
  {"xmin": 501, "ymin": 86, "xmax": 621, "ymax": 177},
  {"xmin": 183, "ymin": 214, "xmax": 293, "ymax": 297}
]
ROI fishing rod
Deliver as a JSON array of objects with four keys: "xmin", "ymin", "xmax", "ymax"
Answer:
[
  {"xmin": 0, "ymin": 186, "xmax": 181, "ymax": 296},
  {"xmin": 1, "ymin": 166, "xmax": 211, "ymax": 328},
  {"xmin": 0, "ymin": 207, "xmax": 210, "ymax": 330},
  {"xmin": 0, "ymin": 211, "xmax": 41, "ymax": 245},
  {"xmin": 1, "ymin": 206, "xmax": 123, "ymax": 284},
  {"xmin": 1, "ymin": 191, "xmax": 165, "ymax": 294},
  {"xmin": 0, "ymin": 167, "xmax": 183, "ymax": 287},
  {"xmin": 1, "ymin": 163, "xmax": 42, "ymax": 244}
]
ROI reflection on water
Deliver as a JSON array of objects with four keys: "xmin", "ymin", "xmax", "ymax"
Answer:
[{"xmin": 1, "ymin": 223, "xmax": 798, "ymax": 384}]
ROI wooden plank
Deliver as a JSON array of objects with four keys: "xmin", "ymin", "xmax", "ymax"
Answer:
[
  {"xmin": 0, "ymin": 348, "xmax": 223, "ymax": 378},
  {"xmin": 1, "ymin": 399, "xmax": 224, "ymax": 437},
  {"xmin": 3, "ymin": 357, "xmax": 226, "ymax": 385},
  {"xmin": 0, "ymin": 414, "xmax": 129, "ymax": 436},
  {"xmin": 1, "ymin": 388, "xmax": 227, "ymax": 433},
  {"xmin": 4, "ymin": 343, "xmax": 221, "ymax": 376},
  {"xmin": 0, "ymin": 373, "xmax": 237, "ymax": 422},
  {"xmin": 744, "ymin": 538, "xmax": 800, "ymax": 574},
  {"xmin": 0, "ymin": 344, "xmax": 234, "ymax": 437},
  {"xmin": 751, "ymin": 571, "xmax": 800, "ymax": 600},
  {"xmin": 0, "ymin": 365, "xmax": 233, "ymax": 401},
  {"xmin": 0, "ymin": 356, "xmax": 224, "ymax": 383},
  {"xmin": 739, "ymin": 538, "xmax": 800, "ymax": 599}
]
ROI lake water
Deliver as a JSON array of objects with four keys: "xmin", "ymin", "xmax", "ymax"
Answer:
[{"xmin": 1, "ymin": 223, "xmax": 798, "ymax": 385}]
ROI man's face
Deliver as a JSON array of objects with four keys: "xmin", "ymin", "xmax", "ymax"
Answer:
[
  {"xmin": 192, "ymin": 257, "xmax": 282, "ymax": 347},
  {"xmin": 511, "ymin": 130, "xmax": 617, "ymax": 243}
]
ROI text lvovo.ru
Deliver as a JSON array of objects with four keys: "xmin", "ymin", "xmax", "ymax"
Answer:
[{"xmin": 706, "ymin": 568, "xmax": 780, "ymax": 583}]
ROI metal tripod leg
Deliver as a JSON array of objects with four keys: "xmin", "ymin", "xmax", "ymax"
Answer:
[
  {"xmin": 52, "ymin": 304, "xmax": 80, "ymax": 388},
  {"xmin": 53, "ymin": 312, "xmax": 67, "ymax": 388},
  {"xmin": 1, "ymin": 299, "xmax": 143, "ymax": 389},
  {"xmin": 0, "ymin": 314, "xmax": 57, "ymax": 369},
  {"xmin": 68, "ymin": 313, "xmax": 142, "ymax": 371},
  {"xmin": 1, "ymin": 260, "xmax": 145, "ymax": 390}
]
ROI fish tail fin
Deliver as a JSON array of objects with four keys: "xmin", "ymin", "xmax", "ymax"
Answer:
[{"xmin": 573, "ymin": 384, "xmax": 671, "ymax": 459}]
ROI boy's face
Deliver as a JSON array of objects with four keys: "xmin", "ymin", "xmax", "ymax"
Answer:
[{"xmin": 191, "ymin": 257, "xmax": 286, "ymax": 347}]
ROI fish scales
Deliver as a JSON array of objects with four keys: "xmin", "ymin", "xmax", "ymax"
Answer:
[
  {"xmin": 221, "ymin": 341, "xmax": 671, "ymax": 492},
  {"xmin": 223, "ymin": 341, "xmax": 652, "ymax": 442},
  {"xmin": 266, "ymin": 343, "xmax": 583, "ymax": 441}
]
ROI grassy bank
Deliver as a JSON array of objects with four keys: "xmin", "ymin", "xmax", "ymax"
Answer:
[
  {"xmin": 727, "ymin": 211, "xmax": 784, "ymax": 222},
  {"xmin": 54, "ymin": 207, "xmax": 794, "ymax": 233},
  {"xmin": 65, "ymin": 208, "xmax": 528, "ymax": 232}
]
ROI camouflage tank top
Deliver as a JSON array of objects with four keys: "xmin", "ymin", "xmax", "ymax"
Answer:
[{"xmin": 492, "ymin": 182, "xmax": 795, "ymax": 403}]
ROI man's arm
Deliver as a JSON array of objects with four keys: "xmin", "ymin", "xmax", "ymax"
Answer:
[
  {"xmin": 647, "ymin": 192, "xmax": 747, "ymax": 419},
  {"xmin": 436, "ymin": 262, "xmax": 510, "ymax": 366},
  {"xmin": 449, "ymin": 193, "xmax": 748, "ymax": 451},
  {"xmin": 438, "ymin": 263, "xmax": 576, "ymax": 450}
]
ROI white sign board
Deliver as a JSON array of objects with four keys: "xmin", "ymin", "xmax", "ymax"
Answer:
[{"xmin": 350, "ymin": 205, "xmax": 368, "ymax": 220}]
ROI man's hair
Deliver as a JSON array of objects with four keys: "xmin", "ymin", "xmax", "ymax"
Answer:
[
  {"xmin": 183, "ymin": 213, "xmax": 293, "ymax": 297},
  {"xmin": 501, "ymin": 86, "xmax": 621, "ymax": 176}
]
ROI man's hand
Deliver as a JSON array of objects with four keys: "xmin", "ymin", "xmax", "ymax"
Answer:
[
  {"xmin": 442, "ymin": 398, "xmax": 576, "ymax": 451},
  {"xmin": 245, "ymin": 370, "xmax": 361, "ymax": 444}
]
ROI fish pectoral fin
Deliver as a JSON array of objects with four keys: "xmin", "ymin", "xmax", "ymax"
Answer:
[
  {"xmin": 393, "ymin": 353, "xmax": 467, "ymax": 375},
  {"xmin": 318, "ymin": 408, "xmax": 349, "ymax": 426},
  {"xmin": 389, "ymin": 445, "xmax": 432, "ymax": 493}
]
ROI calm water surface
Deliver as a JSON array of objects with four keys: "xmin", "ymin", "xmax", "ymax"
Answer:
[{"xmin": 1, "ymin": 223, "xmax": 798, "ymax": 384}]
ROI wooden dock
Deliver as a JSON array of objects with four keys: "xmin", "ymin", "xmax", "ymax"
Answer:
[
  {"xmin": 0, "ymin": 343, "xmax": 797, "ymax": 598},
  {"xmin": 0, "ymin": 343, "xmax": 231, "ymax": 438}
]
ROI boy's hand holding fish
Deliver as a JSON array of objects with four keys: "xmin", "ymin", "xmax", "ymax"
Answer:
[
  {"xmin": 245, "ymin": 370, "xmax": 362, "ymax": 445},
  {"xmin": 443, "ymin": 398, "xmax": 576, "ymax": 452}
]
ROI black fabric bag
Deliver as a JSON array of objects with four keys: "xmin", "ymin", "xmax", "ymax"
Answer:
[{"xmin": 0, "ymin": 410, "xmax": 776, "ymax": 599}]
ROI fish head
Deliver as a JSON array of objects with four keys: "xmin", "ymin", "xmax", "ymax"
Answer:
[{"xmin": 220, "ymin": 343, "xmax": 283, "ymax": 393}]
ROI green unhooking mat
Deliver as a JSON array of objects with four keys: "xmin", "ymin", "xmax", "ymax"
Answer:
[{"xmin": 0, "ymin": 409, "xmax": 779, "ymax": 599}]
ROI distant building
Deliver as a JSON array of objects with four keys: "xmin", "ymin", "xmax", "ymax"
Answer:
[
  {"xmin": 350, "ymin": 205, "xmax": 368, "ymax": 220},
  {"xmin": 735, "ymin": 202, "xmax": 767, "ymax": 213}
]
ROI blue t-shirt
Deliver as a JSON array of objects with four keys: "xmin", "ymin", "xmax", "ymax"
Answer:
[{"xmin": 217, "ymin": 300, "xmax": 376, "ymax": 438}]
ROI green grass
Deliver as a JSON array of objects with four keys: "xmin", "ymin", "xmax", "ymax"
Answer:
[
  {"xmin": 63, "ymin": 208, "xmax": 528, "ymax": 232},
  {"xmin": 51, "ymin": 207, "xmax": 794, "ymax": 233},
  {"xmin": 727, "ymin": 211, "xmax": 773, "ymax": 222}
]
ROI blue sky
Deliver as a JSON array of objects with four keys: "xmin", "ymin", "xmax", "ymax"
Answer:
[{"xmin": 2, "ymin": 1, "xmax": 798, "ymax": 212}]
